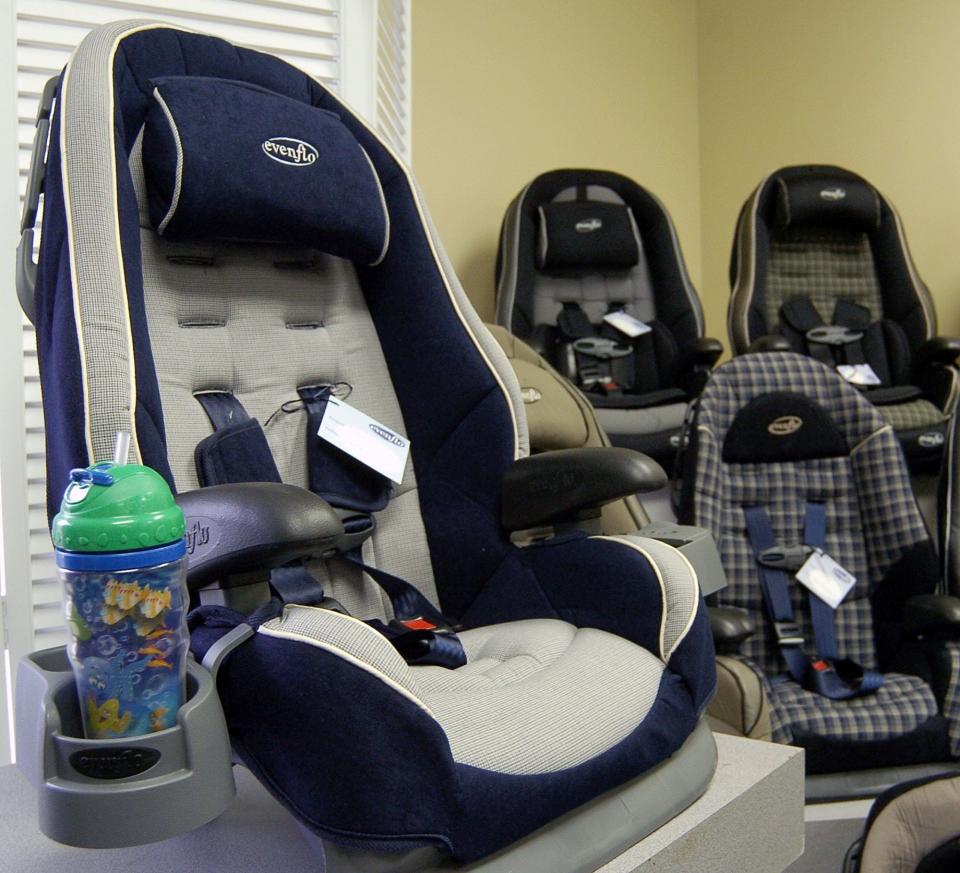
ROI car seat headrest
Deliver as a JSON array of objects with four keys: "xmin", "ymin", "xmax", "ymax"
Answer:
[
  {"xmin": 537, "ymin": 201, "xmax": 640, "ymax": 270},
  {"xmin": 774, "ymin": 172, "xmax": 881, "ymax": 232},
  {"xmin": 142, "ymin": 76, "xmax": 389, "ymax": 265},
  {"xmin": 722, "ymin": 391, "xmax": 849, "ymax": 463}
]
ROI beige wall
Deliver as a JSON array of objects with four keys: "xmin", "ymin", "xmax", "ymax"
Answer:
[
  {"xmin": 413, "ymin": 1, "xmax": 960, "ymax": 341},
  {"xmin": 698, "ymin": 0, "xmax": 960, "ymax": 347},
  {"xmin": 412, "ymin": 0, "xmax": 702, "ymax": 323}
]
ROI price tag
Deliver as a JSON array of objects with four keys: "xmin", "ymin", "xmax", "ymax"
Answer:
[
  {"xmin": 837, "ymin": 363, "xmax": 881, "ymax": 386},
  {"xmin": 603, "ymin": 311, "xmax": 652, "ymax": 338},
  {"xmin": 318, "ymin": 398, "xmax": 410, "ymax": 485},
  {"xmin": 796, "ymin": 549, "xmax": 856, "ymax": 610}
]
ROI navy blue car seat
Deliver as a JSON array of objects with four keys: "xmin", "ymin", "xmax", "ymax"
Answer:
[
  {"xmin": 24, "ymin": 20, "xmax": 717, "ymax": 869},
  {"xmin": 679, "ymin": 352, "xmax": 960, "ymax": 790},
  {"xmin": 494, "ymin": 169, "xmax": 722, "ymax": 467},
  {"xmin": 727, "ymin": 165, "xmax": 960, "ymax": 471}
]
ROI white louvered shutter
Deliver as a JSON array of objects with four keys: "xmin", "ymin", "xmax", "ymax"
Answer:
[
  {"xmin": 2, "ymin": 0, "xmax": 410, "ymax": 761},
  {"xmin": 374, "ymin": 0, "xmax": 410, "ymax": 161}
]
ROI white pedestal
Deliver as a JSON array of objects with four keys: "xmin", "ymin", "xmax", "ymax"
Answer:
[
  {"xmin": 0, "ymin": 733, "xmax": 804, "ymax": 873},
  {"xmin": 600, "ymin": 735, "xmax": 805, "ymax": 873}
]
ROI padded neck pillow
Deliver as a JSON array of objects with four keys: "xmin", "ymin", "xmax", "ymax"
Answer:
[
  {"xmin": 143, "ymin": 76, "xmax": 389, "ymax": 265},
  {"xmin": 537, "ymin": 201, "xmax": 640, "ymax": 270},
  {"xmin": 775, "ymin": 173, "xmax": 880, "ymax": 232}
]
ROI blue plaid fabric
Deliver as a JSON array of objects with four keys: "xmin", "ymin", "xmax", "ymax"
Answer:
[
  {"xmin": 693, "ymin": 353, "xmax": 941, "ymax": 744},
  {"xmin": 945, "ymin": 642, "xmax": 960, "ymax": 757}
]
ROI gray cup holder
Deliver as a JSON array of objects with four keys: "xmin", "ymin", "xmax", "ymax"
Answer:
[{"xmin": 16, "ymin": 647, "xmax": 236, "ymax": 848}]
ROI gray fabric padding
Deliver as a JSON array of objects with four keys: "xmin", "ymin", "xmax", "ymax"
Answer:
[
  {"xmin": 595, "ymin": 401, "xmax": 688, "ymax": 436},
  {"xmin": 60, "ymin": 20, "xmax": 168, "ymax": 465},
  {"xmin": 262, "ymin": 609, "xmax": 666, "ymax": 775},
  {"xmin": 260, "ymin": 605, "xmax": 421, "ymax": 700},
  {"xmin": 531, "ymin": 185, "xmax": 657, "ymax": 328},
  {"xmin": 138, "ymin": 230, "xmax": 439, "ymax": 612}
]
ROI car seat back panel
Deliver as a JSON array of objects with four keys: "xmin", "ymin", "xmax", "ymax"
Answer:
[
  {"xmin": 767, "ymin": 228, "xmax": 882, "ymax": 329},
  {"xmin": 531, "ymin": 185, "xmax": 656, "ymax": 329},
  {"xmin": 687, "ymin": 354, "xmax": 936, "ymax": 677},
  {"xmin": 41, "ymin": 21, "xmax": 530, "ymax": 621}
]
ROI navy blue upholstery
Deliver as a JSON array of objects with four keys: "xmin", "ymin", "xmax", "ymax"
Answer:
[{"xmin": 33, "ymin": 24, "xmax": 716, "ymax": 862}]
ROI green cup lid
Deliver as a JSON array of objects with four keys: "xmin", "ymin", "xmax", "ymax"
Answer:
[{"xmin": 52, "ymin": 463, "xmax": 185, "ymax": 553}]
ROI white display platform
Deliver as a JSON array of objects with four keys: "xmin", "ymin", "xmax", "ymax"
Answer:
[{"xmin": 0, "ymin": 733, "xmax": 804, "ymax": 873}]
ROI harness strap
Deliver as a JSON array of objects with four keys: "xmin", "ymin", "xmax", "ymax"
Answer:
[
  {"xmin": 780, "ymin": 297, "xmax": 835, "ymax": 367},
  {"xmin": 191, "ymin": 390, "xmax": 466, "ymax": 669},
  {"xmin": 832, "ymin": 299, "xmax": 871, "ymax": 367},
  {"xmin": 744, "ymin": 502, "xmax": 883, "ymax": 699}
]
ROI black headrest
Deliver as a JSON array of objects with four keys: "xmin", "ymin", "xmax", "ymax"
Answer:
[
  {"xmin": 775, "ymin": 173, "xmax": 881, "ymax": 232},
  {"xmin": 722, "ymin": 392, "xmax": 848, "ymax": 463},
  {"xmin": 537, "ymin": 201, "xmax": 640, "ymax": 270}
]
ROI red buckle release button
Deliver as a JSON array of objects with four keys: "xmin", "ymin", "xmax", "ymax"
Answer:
[
  {"xmin": 812, "ymin": 660, "xmax": 830, "ymax": 672},
  {"xmin": 401, "ymin": 617, "xmax": 437, "ymax": 631}
]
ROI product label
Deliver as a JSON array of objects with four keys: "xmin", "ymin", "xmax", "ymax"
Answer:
[
  {"xmin": 837, "ymin": 363, "xmax": 881, "ymax": 386},
  {"xmin": 796, "ymin": 549, "xmax": 856, "ymax": 610},
  {"xmin": 318, "ymin": 398, "xmax": 410, "ymax": 485},
  {"xmin": 602, "ymin": 311, "xmax": 652, "ymax": 338}
]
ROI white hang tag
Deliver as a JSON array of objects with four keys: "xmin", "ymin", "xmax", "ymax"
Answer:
[
  {"xmin": 602, "ymin": 311, "xmax": 652, "ymax": 338},
  {"xmin": 796, "ymin": 549, "xmax": 856, "ymax": 610},
  {"xmin": 836, "ymin": 363, "xmax": 881, "ymax": 386},
  {"xmin": 318, "ymin": 398, "xmax": 410, "ymax": 485}
]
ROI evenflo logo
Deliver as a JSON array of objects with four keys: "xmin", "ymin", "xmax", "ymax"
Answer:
[
  {"xmin": 369, "ymin": 423, "xmax": 405, "ymax": 446},
  {"xmin": 262, "ymin": 137, "xmax": 318, "ymax": 167}
]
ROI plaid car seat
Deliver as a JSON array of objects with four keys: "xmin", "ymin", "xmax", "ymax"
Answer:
[
  {"xmin": 679, "ymin": 352, "xmax": 960, "ymax": 774},
  {"xmin": 494, "ymin": 169, "xmax": 721, "ymax": 467},
  {"xmin": 25, "ymin": 20, "xmax": 718, "ymax": 866},
  {"xmin": 728, "ymin": 165, "xmax": 959, "ymax": 471}
]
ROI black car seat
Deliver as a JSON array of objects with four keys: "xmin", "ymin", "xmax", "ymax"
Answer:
[
  {"xmin": 728, "ymin": 164, "xmax": 960, "ymax": 471},
  {"xmin": 679, "ymin": 351, "xmax": 960, "ymax": 796},
  {"xmin": 495, "ymin": 169, "xmax": 722, "ymax": 467}
]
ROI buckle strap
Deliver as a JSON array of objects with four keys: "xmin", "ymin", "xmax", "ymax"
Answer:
[
  {"xmin": 573, "ymin": 336, "xmax": 633, "ymax": 360},
  {"xmin": 194, "ymin": 390, "xmax": 251, "ymax": 430}
]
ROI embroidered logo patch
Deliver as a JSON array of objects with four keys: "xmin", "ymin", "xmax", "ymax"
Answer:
[
  {"xmin": 918, "ymin": 431, "xmax": 944, "ymax": 448},
  {"xmin": 768, "ymin": 415, "xmax": 803, "ymax": 436},
  {"xmin": 575, "ymin": 218, "xmax": 603, "ymax": 233},
  {"xmin": 262, "ymin": 137, "xmax": 318, "ymax": 167},
  {"xmin": 520, "ymin": 387, "xmax": 542, "ymax": 404},
  {"xmin": 819, "ymin": 187, "xmax": 846, "ymax": 201}
]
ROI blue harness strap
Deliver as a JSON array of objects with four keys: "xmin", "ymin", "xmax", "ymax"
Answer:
[
  {"xmin": 192, "ymin": 389, "xmax": 466, "ymax": 669},
  {"xmin": 744, "ymin": 502, "xmax": 883, "ymax": 699}
]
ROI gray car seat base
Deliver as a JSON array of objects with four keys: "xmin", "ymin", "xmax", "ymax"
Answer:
[
  {"xmin": 312, "ymin": 717, "xmax": 716, "ymax": 873},
  {"xmin": 807, "ymin": 761, "xmax": 960, "ymax": 803}
]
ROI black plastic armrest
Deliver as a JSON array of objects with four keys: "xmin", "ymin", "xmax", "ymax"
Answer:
[
  {"xmin": 681, "ymin": 337, "xmax": 723, "ymax": 370},
  {"xmin": 709, "ymin": 606, "xmax": 756, "ymax": 654},
  {"xmin": 176, "ymin": 483, "xmax": 344, "ymax": 589},
  {"xmin": 904, "ymin": 594, "xmax": 960, "ymax": 634},
  {"xmin": 915, "ymin": 337, "xmax": 960, "ymax": 372},
  {"xmin": 500, "ymin": 447, "xmax": 666, "ymax": 532},
  {"xmin": 746, "ymin": 334, "xmax": 792, "ymax": 354}
]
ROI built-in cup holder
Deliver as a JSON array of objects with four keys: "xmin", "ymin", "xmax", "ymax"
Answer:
[{"xmin": 16, "ymin": 646, "xmax": 236, "ymax": 848}]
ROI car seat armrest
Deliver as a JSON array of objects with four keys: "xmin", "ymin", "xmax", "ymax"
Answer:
[
  {"xmin": 746, "ymin": 334, "xmax": 792, "ymax": 354},
  {"xmin": 915, "ymin": 336, "xmax": 960, "ymax": 372},
  {"xmin": 681, "ymin": 337, "xmax": 723, "ymax": 371},
  {"xmin": 904, "ymin": 594, "xmax": 960, "ymax": 635},
  {"xmin": 176, "ymin": 483, "xmax": 344, "ymax": 589},
  {"xmin": 709, "ymin": 606, "xmax": 755, "ymax": 654},
  {"xmin": 500, "ymin": 447, "xmax": 666, "ymax": 532}
]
